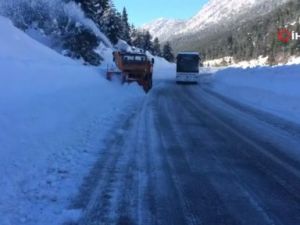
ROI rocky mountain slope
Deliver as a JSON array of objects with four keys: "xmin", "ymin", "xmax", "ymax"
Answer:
[{"xmin": 143, "ymin": 0, "xmax": 289, "ymax": 42}]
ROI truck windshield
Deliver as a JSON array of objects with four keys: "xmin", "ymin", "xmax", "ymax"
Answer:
[
  {"xmin": 123, "ymin": 55, "xmax": 147, "ymax": 63},
  {"xmin": 177, "ymin": 54, "xmax": 200, "ymax": 73}
]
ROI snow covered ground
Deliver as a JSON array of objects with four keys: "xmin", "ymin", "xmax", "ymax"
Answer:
[
  {"xmin": 204, "ymin": 55, "xmax": 300, "ymax": 68},
  {"xmin": 210, "ymin": 65, "xmax": 300, "ymax": 125},
  {"xmin": 0, "ymin": 16, "xmax": 144, "ymax": 225}
]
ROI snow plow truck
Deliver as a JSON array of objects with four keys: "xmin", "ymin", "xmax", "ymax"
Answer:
[{"xmin": 107, "ymin": 51, "xmax": 154, "ymax": 93}]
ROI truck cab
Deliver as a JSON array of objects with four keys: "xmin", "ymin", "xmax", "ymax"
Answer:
[{"xmin": 176, "ymin": 52, "xmax": 201, "ymax": 83}]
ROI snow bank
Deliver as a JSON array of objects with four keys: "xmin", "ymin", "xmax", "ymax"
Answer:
[
  {"xmin": 204, "ymin": 56, "xmax": 269, "ymax": 68},
  {"xmin": 232, "ymin": 56, "xmax": 269, "ymax": 68},
  {"xmin": 211, "ymin": 65, "xmax": 300, "ymax": 124},
  {"xmin": 286, "ymin": 56, "xmax": 300, "ymax": 65},
  {"xmin": 0, "ymin": 16, "xmax": 144, "ymax": 225},
  {"xmin": 0, "ymin": 17, "xmax": 68, "ymax": 63},
  {"xmin": 153, "ymin": 57, "xmax": 175, "ymax": 80}
]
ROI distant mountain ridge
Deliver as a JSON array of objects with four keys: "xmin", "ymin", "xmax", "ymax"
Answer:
[
  {"xmin": 143, "ymin": 0, "xmax": 289, "ymax": 42},
  {"xmin": 142, "ymin": 18, "xmax": 185, "ymax": 42}
]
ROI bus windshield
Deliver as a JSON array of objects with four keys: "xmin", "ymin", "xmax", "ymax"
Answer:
[{"xmin": 177, "ymin": 54, "xmax": 200, "ymax": 73}]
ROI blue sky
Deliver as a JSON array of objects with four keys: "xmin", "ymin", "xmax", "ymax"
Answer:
[{"xmin": 114, "ymin": 0, "xmax": 209, "ymax": 26}]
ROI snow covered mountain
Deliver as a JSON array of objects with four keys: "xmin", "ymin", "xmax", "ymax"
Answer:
[
  {"xmin": 142, "ymin": 18, "xmax": 185, "ymax": 42},
  {"xmin": 143, "ymin": 0, "xmax": 289, "ymax": 42}
]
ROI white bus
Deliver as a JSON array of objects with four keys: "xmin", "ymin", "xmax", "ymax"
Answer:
[{"xmin": 176, "ymin": 52, "xmax": 201, "ymax": 83}]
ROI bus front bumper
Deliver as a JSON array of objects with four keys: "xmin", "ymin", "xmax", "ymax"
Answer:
[{"xmin": 176, "ymin": 74, "xmax": 198, "ymax": 83}]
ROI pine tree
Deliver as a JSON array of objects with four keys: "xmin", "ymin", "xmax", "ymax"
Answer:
[
  {"xmin": 100, "ymin": 6, "xmax": 122, "ymax": 44},
  {"xmin": 163, "ymin": 42, "xmax": 174, "ymax": 62},
  {"xmin": 63, "ymin": 24, "xmax": 102, "ymax": 65},
  {"xmin": 143, "ymin": 31, "xmax": 153, "ymax": 52},
  {"xmin": 120, "ymin": 7, "xmax": 131, "ymax": 44},
  {"xmin": 153, "ymin": 37, "xmax": 162, "ymax": 56},
  {"xmin": 132, "ymin": 30, "xmax": 153, "ymax": 52},
  {"xmin": 130, "ymin": 25, "xmax": 137, "ymax": 44},
  {"xmin": 74, "ymin": 0, "xmax": 105, "ymax": 24},
  {"xmin": 268, "ymin": 38, "xmax": 277, "ymax": 65},
  {"xmin": 99, "ymin": 0, "xmax": 110, "ymax": 13},
  {"xmin": 131, "ymin": 28, "xmax": 144, "ymax": 49}
]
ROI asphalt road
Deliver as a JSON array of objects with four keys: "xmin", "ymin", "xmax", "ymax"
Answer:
[{"xmin": 70, "ymin": 80, "xmax": 300, "ymax": 225}]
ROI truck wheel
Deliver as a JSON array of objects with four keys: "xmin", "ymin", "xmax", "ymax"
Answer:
[
  {"xmin": 143, "ymin": 79, "xmax": 150, "ymax": 93},
  {"xmin": 146, "ymin": 77, "xmax": 152, "ymax": 93},
  {"xmin": 149, "ymin": 74, "xmax": 153, "ymax": 89},
  {"xmin": 121, "ymin": 73, "xmax": 127, "ymax": 84},
  {"xmin": 149, "ymin": 78, "xmax": 153, "ymax": 89}
]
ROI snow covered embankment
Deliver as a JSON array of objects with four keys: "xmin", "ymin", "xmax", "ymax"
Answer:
[
  {"xmin": 0, "ymin": 16, "xmax": 144, "ymax": 225},
  {"xmin": 211, "ymin": 65, "xmax": 300, "ymax": 124},
  {"xmin": 153, "ymin": 57, "xmax": 176, "ymax": 81}
]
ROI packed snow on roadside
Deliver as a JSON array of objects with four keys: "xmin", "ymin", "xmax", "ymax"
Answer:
[
  {"xmin": 153, "ymin": 57, "xmax": 176, "ymax": 81},
  {"xmin": 210, "ymin": 65, "xmax": 300, "ymax": 124},
  {"xmin": 0, "ymin": 16, "xmax": 145, "ymax": 225},
  {"xmin": 203, "ymin": 56, "xmax": 269, "ymax": 68}
]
